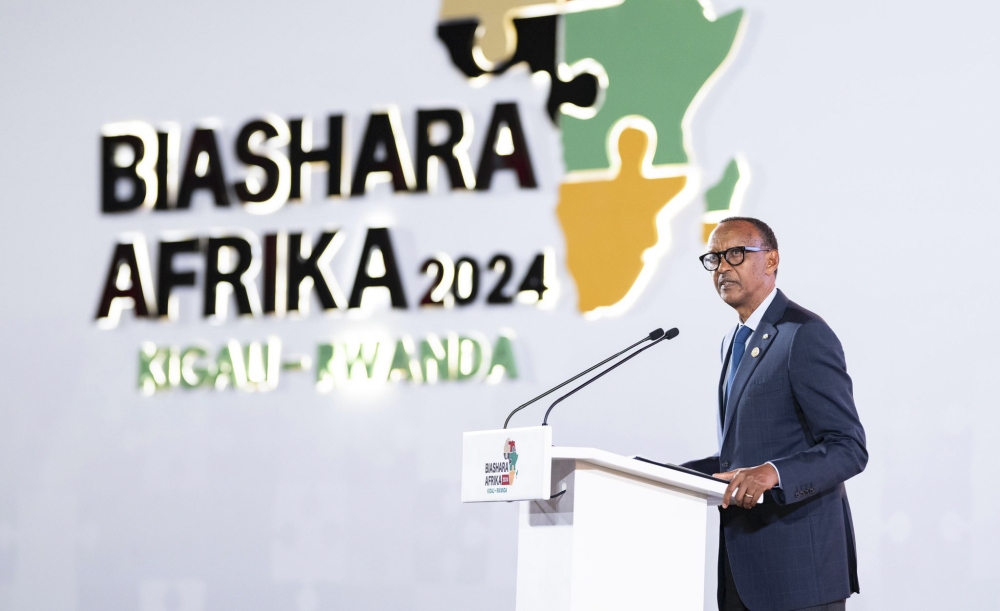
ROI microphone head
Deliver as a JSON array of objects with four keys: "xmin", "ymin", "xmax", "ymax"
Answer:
[
  {"xmin": 648, "ymin": 328, "xmax": 665, "ymax": 340},
  {"xmin": 665, "ymin": 327, "xmax": 680, "ymax": 340}
]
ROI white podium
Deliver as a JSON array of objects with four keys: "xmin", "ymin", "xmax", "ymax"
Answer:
[{"xmin": 462, "ymin": 426, "xmax": 728, "ymax": 611}]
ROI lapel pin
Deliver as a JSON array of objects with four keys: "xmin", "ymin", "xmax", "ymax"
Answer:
[
  {"xmin": 762, "ymin": 333, "xmax": 769, "ymax": 340},
  {"xmin": 751, "ymin": 347, "xmax": 760, "ymax": 357}
]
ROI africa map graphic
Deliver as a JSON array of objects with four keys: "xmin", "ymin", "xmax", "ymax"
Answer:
[
  {"xmin": 438, "ymin": 0, "xmax": 749, "ymax": 314},
  {"xmin": 504, "ymin": 438, "xmax": 518, "ymax": 486}
]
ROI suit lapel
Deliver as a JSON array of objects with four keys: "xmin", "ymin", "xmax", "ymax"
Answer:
[{"xmin": 720, "ymin": 290, "xmax": 789, "ymax": 445}]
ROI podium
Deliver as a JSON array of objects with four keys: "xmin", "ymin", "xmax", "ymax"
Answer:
[{"xmin": 462, "ymin": 426, "xmax": 728, "ymax": 611}]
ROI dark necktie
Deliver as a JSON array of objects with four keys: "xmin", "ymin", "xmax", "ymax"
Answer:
[{"xmin": 725, "ymin": 324, "xmax": 754, "ymax": 408}]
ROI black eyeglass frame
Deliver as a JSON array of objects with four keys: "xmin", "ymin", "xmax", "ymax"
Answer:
[{"xmin": 699, "ymin": 246, "xmax": 774, "ymax": 271}]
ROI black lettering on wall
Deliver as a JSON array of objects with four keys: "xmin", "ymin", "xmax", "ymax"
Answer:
[
  {"xmin": 415, "ymin": 109, "xmax": 473, "ymax": 192},
  {"xmin": 289, "ymin": 116, "xmax": 344, "ymax": 200},
  {"xmin": 203, "ymin": 236, "xmax": 256, "ymax": 318},
  {"xmin": 156, "ymin": 239, "xmax": 201, "ymax": 318},
  {"xmin": 263, "ymin": 233, "xmax": 281, "ymax": 314},
  {"xmin": 155, "ymin": 132, "xmax": 171, "ymax": 210},
  {"xmin": 153, "ymin": 127, "xmax": 182, "ymax": 211},
  {"xmin": 95, "ymin": 242, "xmax": 154, "ymax": 320},
  {"xmin": 288, "ymin": 232, "xmax": 341, "ymax": 312},
  {"xmin": 234, "ymin": 120, "xmax": 282, "ymax": 204},
  {"xmin": 351, "ymin": 113, "xmax": 413, "ymax": 196},
  {"xmin": 101, "ymin": 135, "xmax": 147, "ymax": 213},
  {"xmin": 476, "ymin": 102, "xmax": 537, "ymax": 191},
  {"xmin": 177, "ymin": 129, "xmax": 231, "ymax": 209},
  {"xmin": 348, "ymin": 228, "xmax": 408, "ymax": 309}
]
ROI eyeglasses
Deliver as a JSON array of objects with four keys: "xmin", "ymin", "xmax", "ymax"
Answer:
[{"xmin": 699, "ymin": 246, "xmax": 773, "ymax": 271}]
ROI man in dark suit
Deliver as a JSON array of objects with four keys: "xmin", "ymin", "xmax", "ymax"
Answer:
[{"xmin": 683, "ymin": 217, "xmax": 867, "ymax": 611}]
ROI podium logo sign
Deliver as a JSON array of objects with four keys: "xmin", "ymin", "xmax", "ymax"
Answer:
[
  {"xmin": 485, "ymin": 439, "xmax": 520, "ymax": 492},
  {"xmin": 462, "ymin": 427, "xmax": 550, "ymax": 502}
]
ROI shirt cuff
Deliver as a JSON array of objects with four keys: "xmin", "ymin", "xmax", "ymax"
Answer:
[{"xmin": 765, "ymin": 461, "xmax": 782, "ymax": 488}]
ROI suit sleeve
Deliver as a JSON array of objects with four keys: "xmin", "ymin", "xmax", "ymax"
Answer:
[{"xmin": 769, "ymin": 321, "xmax": 868, "ymax": 505}]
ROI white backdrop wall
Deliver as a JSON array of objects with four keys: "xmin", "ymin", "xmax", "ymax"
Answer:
[{"xmin": 0, "ymin": 1, "xmax": 997, "ymax": 610}]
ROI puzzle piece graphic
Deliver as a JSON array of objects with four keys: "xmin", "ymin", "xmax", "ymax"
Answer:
[
  {"xmin": 437, "ymin": 14, "xmax": 600, "ymax": 122},
  {"xmin": 439, "ymin": 0, "xmax": 572, "ymax": 69},
  {"xmin": 557, "ymin": 122, "xmax": 688, "ymax": 312},
  {"xmin": 561, "ymin": 0, "xmax": 745, "ymax": 170},
  {"xmin": 702, "ymin": 156, "xmax": 750, "ymax": 241}
]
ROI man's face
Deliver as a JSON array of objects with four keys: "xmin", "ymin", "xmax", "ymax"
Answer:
[{"xmin": 706, "ymin": 221, "xmax": 779, "ymax": 312}]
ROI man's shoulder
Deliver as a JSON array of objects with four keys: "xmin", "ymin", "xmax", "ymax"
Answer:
[
  {"xmin": 778, "ymin": 297, "xmax": 845, "ymax": 350},
  {"xmin": 755, "ymin": 290, "xmax": 841, "ymax": 339},
  {"xmin": 780, "ymin": 298, "xmax": 828, "ymax": 327}
]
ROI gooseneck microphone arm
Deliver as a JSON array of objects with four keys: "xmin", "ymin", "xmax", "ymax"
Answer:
[
  {"xmin": 502, "ymin": 328, "xmax": 665, "ymax": 429},
  {"xmin": 541, "ymin": 327, "xmax": 679, "ymax": 426}
]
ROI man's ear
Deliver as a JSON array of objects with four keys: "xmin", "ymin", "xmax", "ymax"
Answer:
[{"xmin": 768, "ymin": 250, "xmax": 780, "ymax": 275}]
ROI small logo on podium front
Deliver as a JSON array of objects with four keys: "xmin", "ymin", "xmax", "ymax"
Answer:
[{"xmin": 485, "ymin": 438, "xmax": 519, "ymax": 493}]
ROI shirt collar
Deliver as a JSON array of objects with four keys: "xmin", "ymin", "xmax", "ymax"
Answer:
[{"xmin": 739, "ymin": 286, "xmax": 778, "ymax": 333}]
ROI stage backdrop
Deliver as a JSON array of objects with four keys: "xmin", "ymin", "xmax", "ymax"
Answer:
[{"xmin": 0, "ymin": 0, "xmax": 996, "ymax": 609}]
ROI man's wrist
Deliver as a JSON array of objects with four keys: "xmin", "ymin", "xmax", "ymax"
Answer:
[{"xmin": 765, "ymin": 461, "xmax": 782, "ymax": 488}]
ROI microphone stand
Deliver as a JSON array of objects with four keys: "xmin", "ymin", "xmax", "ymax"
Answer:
[
  {"xmin": 502, "ymin": 328, "xmax": 664, "ymax": 429},
  {"xmin": 542, "ymin": 328, "xmax": 678, "ymax": 426}
]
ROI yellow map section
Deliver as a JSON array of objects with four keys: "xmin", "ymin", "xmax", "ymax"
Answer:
[{"xmin": 557, "ymin": 124, "xmax": 687, "ymax": 313}]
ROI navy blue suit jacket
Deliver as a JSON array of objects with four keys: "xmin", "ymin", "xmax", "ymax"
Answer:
[{"xmin": 684, "ymin": 290, "xmax": 867, "ymax": 611}]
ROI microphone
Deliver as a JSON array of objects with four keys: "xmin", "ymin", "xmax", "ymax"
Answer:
[
  {"xmin": 502, "ymin": 327, "xmax": 666, "ymax": 429},
  {"xmin": 541, "ymin": 327, "xmax": 679, "ymax": 426}
]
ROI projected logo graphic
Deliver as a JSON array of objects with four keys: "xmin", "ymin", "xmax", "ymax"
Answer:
[
  {"xmin": 93, "ymin": 0, "xmax": 756, "ymax": 396},
  {"xmin": 438, "ymin": 0, "xmax": 751, "ymax": 315}
]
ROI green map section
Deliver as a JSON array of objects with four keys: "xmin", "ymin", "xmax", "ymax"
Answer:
[
  {"xmin": 562, "ymin": 0, "xmax": 744, "ymax": 171},
  {"xmin": 706, "ymin": 158, "xmax": 742, "ymax": 212}
]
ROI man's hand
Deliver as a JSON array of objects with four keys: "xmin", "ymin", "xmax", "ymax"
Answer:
[{"xmin": 714, "ymin": 463, "xmax": 779, "ymax": 509}]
